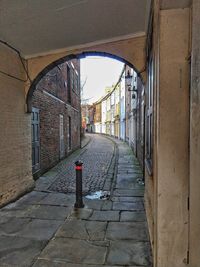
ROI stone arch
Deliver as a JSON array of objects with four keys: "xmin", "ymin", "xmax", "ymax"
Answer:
[{"xmin": 26, "ymin": 50, "xmax": 143, "ymax": 113}]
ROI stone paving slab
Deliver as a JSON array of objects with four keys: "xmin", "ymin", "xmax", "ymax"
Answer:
[
  {"xmin": 33, "ymin": 259, "xmax": 124, "ymax": 267},
  {"xmin": 118, "ymin": 196, "xmax": 144, "ymax": 202},
  {"xmin": 118, "ymin": 159, "xmax": 134, "ymax": 163},
  {"xmin": 89, "ymin": 210, "xmax": 120, "ymax": 221},
  {"xmin": 24, "ymin": 205, "xmax": 71, "ymax": 220},
  {"xmin": 0, "ymin": 134, "xmax": 152, "ymax": 267},
  {"xmin": 120, "ymin": 211, "xmax": 146, "ymax": 222},
  {"xmin": 84, "ymin": 199, "xmax": 103, "ymax": 210},
  {"xmin": 35, "ymin": 176, "xmax": 58, "ymax": 191},
  {"xmin": 106, "ymin": 222, "xmax": 148, "ymax": 241},
  {"xmin": 0, "ymin": 217, "xmax": 63, "ymax": 241},
  {"xmin": 113, "ymin": 189, "xmax": 144, "ymax": 197},
  {"xmin": 39, "ymin": 193, "xmax": 75, "ymax": 206},
  {"xmin": 117, "ymin": 174, "xmax": 142, "ymax": 179},
  {"xmin": 0, "ymin": 206, "xmax": 35, "ymax": 218},
  {"xmin": 116, "ymin": 181, "xmax": 144, "ymax": 190},
  {"xmin": 56, "ymin": 219, "xmax": 107, "ymax": 241},
  {"xmin": 0, "ymin": 217, "xmax": 31, "ymax": 235},
  {"xmin": 117, "ymin": 167, "xmax": 135, "ymax": 172},
  {"xmin": 17, "ymin": 219, "xmax": 63, "ymax": 241},
  {"xmin": 38, "ymin": 238, "xmax": 108, "ymax": 265},
  {"xmin": 118, "ymin": 165, "xmax": 142, "ymax": 170},
  {"xmin": 106, "ymin": 240, "xmax": 152, "ymax": 266},
  {"xmin": 117, "ymin": 170, "xmax": 143, "ymax": 175},
  {"xmin": 118, "ymin": 161, "xmax": 135, "ymax": 165},
  {"xmin": 3, "ymin": 191, "xmax": 49, "ymax": 208},
  {"xmin": 70, "ymin": 208, "xmax": 93, "ymax": 220},
  {"xmin": 112, "ymin": 201, "xmax": 144, "ymax": 211},
  {"xmin": 0, "ymin": 204, "xmax": 71, "ymax": 220},
  {"xmin": 101, "ymin": 200, "xmax": 113, "ymax": 210},
  {"xmin": 0, "ymin": 235, "xmax": 46, "ymax": 267}
]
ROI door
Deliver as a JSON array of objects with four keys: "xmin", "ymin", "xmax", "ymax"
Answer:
[
  {"xmin": 59, "ymin": 114, "xmax": 65, "ymax": 159},
  {"xmin": 32, "ymin": 107, "xmax": 40, "ymax": 173},
  {"xmin": 68, "ymin": 116, "xmax": 72, "ymax": 151}
]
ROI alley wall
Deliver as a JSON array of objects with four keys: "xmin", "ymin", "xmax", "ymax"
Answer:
[
  {"xmin": 31, "ymin": 60, "xmax": 81, "ymax": 176},
  {"xmin": 157, "ymin": 8, "xmax": 190, "ymax": 266},
  {"xmin": 144, "ymin": 5, "xmax": 191, "ymax": 267},
  {"xmin": 189, "ymin": 0, "xmax": 200, "ymax": 265},
  {"xmin": 0, "ymin": 43, "xmax": 34, "ymax": 207}
]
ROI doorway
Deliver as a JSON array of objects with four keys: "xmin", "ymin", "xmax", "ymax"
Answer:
[{"xmin": 31, "ymin": 107, "xmax": 40, "ymax": 173}]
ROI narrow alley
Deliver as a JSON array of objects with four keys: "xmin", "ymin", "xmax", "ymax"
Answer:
[
  {"xmin": 39, "ymin": 134, "xmax": 116, "ymax": 195},
  {"xmin": 0, "ymin": 134, "xmax": 152, "ymax": 266},
  {"xmin": 2, "ymin": 1, "xmax": 200, "ymax": 266}
]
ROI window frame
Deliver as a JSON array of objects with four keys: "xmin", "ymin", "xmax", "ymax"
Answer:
[
  {"xmin": 67, "ymin": 64, "xmax": 71, "ymax": 104},
  {"xmin": 145, "ymin": 56, "xmax": 154, "ymax": 174},
  {"xmin": 145, "ymin": 11, "xmax": 154, "ymax": 176}
]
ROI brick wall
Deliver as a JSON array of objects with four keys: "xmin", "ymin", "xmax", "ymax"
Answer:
[
  {"xmin": 31, "ymin": 59, "xmax": 81, "ymax": 176},
  {"xmin": 0, "ymin": 43, "xmax": 34, "ymax": 207}
]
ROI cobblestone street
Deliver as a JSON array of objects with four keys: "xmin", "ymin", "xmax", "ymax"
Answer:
[
  {"xmin": 36, "ymin": 134, "xmax": 116, "ymax": 194},
  {"xmin": 0, "ymin": 135, "xmax": 152, "ymax": 267}
]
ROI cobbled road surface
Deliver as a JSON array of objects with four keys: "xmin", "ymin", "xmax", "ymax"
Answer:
[{"xmin": 48, "ymin": 134, "xmax": 115, "ymax": 194}]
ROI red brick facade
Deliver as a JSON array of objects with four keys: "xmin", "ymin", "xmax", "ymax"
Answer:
[{"xmin": 31, "ymin": 60, "xmax": 81, "ymax": 177}]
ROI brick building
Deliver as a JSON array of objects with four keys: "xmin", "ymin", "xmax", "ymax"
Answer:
[
  {"xmin": 81, "ymin": 104, "xmax": 90, "ymax": 132},
  {"xmin": 31, "ymin": 60, "xmax": 81, "ymax": 177},
  {"xmin": 94, "ymin": 101, "xmax": 102, "ymax": 133},
  {"xmin": 81, "ymin": 104, "xmax": 95, "ymax": 133}
]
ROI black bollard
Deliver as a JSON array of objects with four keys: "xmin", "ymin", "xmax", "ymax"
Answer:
[{"xmin": 74, "ymin": 160, "xmax": 84, "ymax": 208}]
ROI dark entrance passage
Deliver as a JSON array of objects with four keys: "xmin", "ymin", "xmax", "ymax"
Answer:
[
  {"xmin": 31, "ymin": 107, "xmax": 40, "ymax": 174},
  {"xmin": 68, "ymin": 116, "xmax": 72, "ymax": 152}
]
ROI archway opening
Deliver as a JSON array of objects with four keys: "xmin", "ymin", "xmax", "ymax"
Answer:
[
  {"xmin": 26, "ymin": 51, "xmax": 142, "ymax": 113},
  {"xmin": 27, "ymin": 52, "xmax": 145, "ymax": 197}
]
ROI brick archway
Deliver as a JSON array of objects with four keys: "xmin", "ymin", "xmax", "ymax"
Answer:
[{"xmin": 26, "ymin": 51, "xmax": 139, "ymax": 113}]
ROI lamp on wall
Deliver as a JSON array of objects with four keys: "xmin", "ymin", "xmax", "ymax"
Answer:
[{"xmin": 125, "ymin": 70, "xmax": 137, "ymax": 92}]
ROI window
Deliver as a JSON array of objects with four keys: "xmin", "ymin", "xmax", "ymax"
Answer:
[
  {"xmin": 67, "ymin": 65, "xmax": 71, "ymax": 103},
  {"xmin": 31, "ymin": 107, "xmax": 40, "ymax": 174},
  {"xmin": 141, "ymin": 88, "xmax": 145, "ymax": 145},
  {"xmin": 59, "ymin": 114, "xmax": 65, "ymax": 159},
  {"xmin": 74, "ymin": 71, "xmax": 79, "ymax": 94},
  {"xmin": 146, "ymin": 55, "xmax": 154, "ymax": 175},
  {"xmin": 145, "ymin": 9, "xmax": 154, "ymax": 176},
  {"xmin": 68, "ymin": 116, "xmax": 72, "ymax": 151},
  {"xmin": 70, "ymin": 67, "xmax": 74, "ymax": 91}
]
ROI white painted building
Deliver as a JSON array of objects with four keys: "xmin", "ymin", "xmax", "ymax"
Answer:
[
  {"xmin": 94, "ymin": 122, "xmax": 102, "ymax": 133},
  {"xmin": 101, "ymin": 99, "xmax": 106, "ymax": 134},
  {"xmin": 120, "ymin": 71, "xmax": 126, "ymax": 140},
  {"xmin": 110, "ymin": 92, "xmax": 115, "ymax": 136},
  {"xmin": 128, "ymin": 70, "xmax": 138, "ymax": 153}
]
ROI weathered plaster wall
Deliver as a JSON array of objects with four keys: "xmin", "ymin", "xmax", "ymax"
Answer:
[
  {"xmin": 0, "ymin": 43, "xmax": 34, "ymax": 206},
  {"xmin": 145, "ymin": 2, "xmax": 191, "ymax": 266},
  {"xmin": 189, "ymin": 0, "xmax": 200, "ymax": 265},
  {"xmin": 156, "ymin": 8, "xmax": 190, "ymax": 266},
  {"xmin": 26, "ymin": 36, "xmax": 146, "ymax": 95}
]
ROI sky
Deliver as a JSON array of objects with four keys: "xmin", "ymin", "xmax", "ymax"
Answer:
[{"xmin": 80, "ymin": 56, "xmax": 124, "ymax": 104}]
